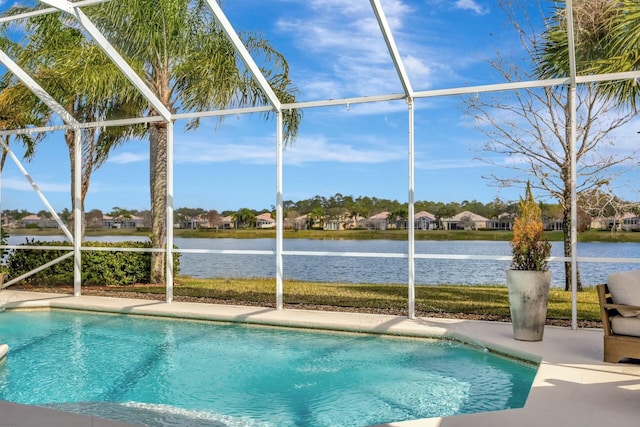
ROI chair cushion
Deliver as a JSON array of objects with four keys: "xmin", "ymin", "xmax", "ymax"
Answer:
[
  {"xmin": 611, "ymin": 315, "xmax": 640, "ymax": 337},
  {"xmin": 607, "ymin": 271, "xmax": 640, "ymax": 317}
]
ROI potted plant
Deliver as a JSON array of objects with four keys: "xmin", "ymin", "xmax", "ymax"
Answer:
[{"xmin": 506, "ymin": 182, "xmax": 552, "ymax": 341}]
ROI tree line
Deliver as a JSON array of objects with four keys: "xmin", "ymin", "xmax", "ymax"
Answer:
[{"xmin": 5, "ymin": 188, "xmax": 639, "ymax": 231}]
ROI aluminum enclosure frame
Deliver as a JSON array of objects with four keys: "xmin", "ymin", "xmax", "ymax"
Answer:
[{"xmin": 0, "ymin": 0, "xmax": 638, "ymax": 327}]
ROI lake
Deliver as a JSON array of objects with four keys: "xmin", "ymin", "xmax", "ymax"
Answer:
[{"xmin": 7, "ymin": 236, "xmax": 640, "ymax": 287}]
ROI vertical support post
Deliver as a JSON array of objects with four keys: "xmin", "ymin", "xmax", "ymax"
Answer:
[
  {"xmin": 408, "ymin": 99, "xmax": 415, "ymax": 319},
  {"xmin": 569, "ymin": 86, "xmax": 578, "ymax": 330},
  {"xmin": 73, "ymin": 128, "xmax": 82, "ymax": 296},
  {"xmin": 565, "ymin": 0, "xmax": 578, "ymax": 330},
  {"xmin": 276, "ymin": 111, "xmax": 284, "ymax": 310},
  {"xmin": 166, "ymin": 120, "xmax": 174, "ymax": 303}
]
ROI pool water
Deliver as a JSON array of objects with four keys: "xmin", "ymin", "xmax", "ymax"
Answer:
[{"xmin": 0, "ymin": 310, "xmax": 537, "ymax": 426}]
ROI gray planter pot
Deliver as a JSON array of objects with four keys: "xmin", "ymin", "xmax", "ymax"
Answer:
[{"xmin": 506, "ymin": 269, "xmax": 551, "ymax": 341}]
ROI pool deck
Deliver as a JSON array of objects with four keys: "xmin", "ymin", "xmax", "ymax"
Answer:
[{"xmin": 0, "ymin": 290, "xmax": 638, "ymax": 427}]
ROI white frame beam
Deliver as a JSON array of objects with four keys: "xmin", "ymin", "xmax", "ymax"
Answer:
[
  {"xmin": 204, "ymin": 0, "xmax": 282, "ymax": 111},
  {"xmin": 276, "ymin": 112, "xmax": 284, "ymax": 310},
  {"xmin": 370, "ymin": 0, "xmax": 416, "ymax": 318}
]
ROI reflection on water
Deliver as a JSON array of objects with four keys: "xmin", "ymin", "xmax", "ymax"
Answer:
[{"xmin": 7, "ymin": 236, "xmax": 640, "ymax": 286}]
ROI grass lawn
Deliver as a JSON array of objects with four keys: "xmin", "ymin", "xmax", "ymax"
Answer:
[{"xmin": 120, "ymin": 277, "xmax": 602, "ymax": 324}]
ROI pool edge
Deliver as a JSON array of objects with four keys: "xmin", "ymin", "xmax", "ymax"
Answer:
[
  {"xmin": 1, "ymin": 292, "xmax": 541, "ymax": 365},
  {"xmin": 1, "ymin": 290, "xmax": 638, "ymax": 427}
]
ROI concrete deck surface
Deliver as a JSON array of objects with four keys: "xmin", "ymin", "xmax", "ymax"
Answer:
[{"xmin": 0, "ymin": 290, "xmax": 638, "ymax": 427}]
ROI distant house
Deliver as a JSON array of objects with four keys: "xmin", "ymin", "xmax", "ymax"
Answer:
[
  {"xmin": 544, "ymin": 217, "xmax": 564, "ymax": 231},
  {"xmin": 20, "ymin": 214, "xmax": 41, "ymax": 227},
  {"xmin": 414, "ymin": 211, "xmax": 436, "ymax": 230},
  {"xmin": 620, "ymin": 212, "xmax": 639, "ymax": 231},
  {"xmin": 346, "ymin": 214, "xmax": 365, "ymax": 229},
  {"xmin": 103, "ymin": 215, "xmax": 145, "ymax": 229},
  {"xmin": 179, "ymin": 215, "xmax": 210, "ymax": 229},
  {"xmin": 367, "ymin": 211, "xmax": 390, "ymax": 230},
  {"xmin": 256, "ymin": 212, "xmax": 276, "ymax": 229},
  {"xmin": 290, "ymin": 214, "xmax": 307, "ymax": 230},
  {"xmin": 591, "ymin": 214, "xmax": 624, "ymax": 231},
  {"xmin": 443, "ymin": 211, "xmax": 489, "ymax": 230},
  {"xmin": 488, "ymin": 213, "xmax": 514, "ymax": 231},
  {"xmin": 324, "ymin": 212, "xmax": 353, "ymax": 230},
  {"xmin": 221, "ymin": 215, "xmax": 234, "ymax": 229},
  {"xmin": 20, "ymin": 214, "xmax": 58, "ymax": 228}
]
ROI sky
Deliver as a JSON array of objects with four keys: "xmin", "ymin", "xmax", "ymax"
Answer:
[{"xmin": 1, "ymin": 0, "xmax": 640, "ymax": 215}]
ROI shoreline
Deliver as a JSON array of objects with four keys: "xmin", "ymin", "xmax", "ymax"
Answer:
[{"xmin": 6, "ymin": 228, "xmax": 640, "ymax": 242}]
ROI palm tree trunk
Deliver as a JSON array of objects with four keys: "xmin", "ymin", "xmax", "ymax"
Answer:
[
  {"xmin": 66, "ymin": 130, "xmax": 86, "ymax": 239},
  {"xmin": 150, "ymin": 122, "xmax": 167, "ymax": 284}
]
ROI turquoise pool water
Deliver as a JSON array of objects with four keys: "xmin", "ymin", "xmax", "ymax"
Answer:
[{"xmin": 0, "ymin": 310, "xmax": 537, "ymax": 426}]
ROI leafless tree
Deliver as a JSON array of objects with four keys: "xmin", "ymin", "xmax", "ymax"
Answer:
[
  {"xmin": 465, "ymin": 1, "xmax": 639, "ymax": 291},
  {"xmin": 207, "ymin": 210, "xmax": 224, "ymax": 230}
]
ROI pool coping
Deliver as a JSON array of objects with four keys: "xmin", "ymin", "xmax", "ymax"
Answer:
[{"xmin": 0, "ymin": 290, "xmax": 639, "ymax": 427}]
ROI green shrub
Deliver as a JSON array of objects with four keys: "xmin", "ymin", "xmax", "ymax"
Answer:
[{"xmin": 6, "ymin": 239, "xmax": 180, "ymax": 286}]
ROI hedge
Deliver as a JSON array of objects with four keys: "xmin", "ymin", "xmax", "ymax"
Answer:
[{"xmin": 6, "ymin": 239, "xmax": 181, "ymax": 286}]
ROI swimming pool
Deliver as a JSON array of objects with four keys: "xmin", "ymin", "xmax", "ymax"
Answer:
[{"xmin": 0, "ymin": 310, "xmax": 537, "ymax": 426}]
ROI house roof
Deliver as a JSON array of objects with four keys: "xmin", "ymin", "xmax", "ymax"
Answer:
[
  {"xmin": 369, "ymin": 211, "xmax": 390, "ymax": 220},
  {"xmin": 256, "ymin": 213, "xmax": 275, "ymax": 222},
  {"xmin": 446, "ymin": 211, "xmax": 489, "ymax": 222},
  {"xmin": 415, "ymin": 211, "xmax": 435, "ymax": 220}
]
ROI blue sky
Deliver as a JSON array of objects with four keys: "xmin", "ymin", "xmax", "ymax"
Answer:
[{"xmin": 1, "ymin": 0, "xmax": 640, "ymax": 214}]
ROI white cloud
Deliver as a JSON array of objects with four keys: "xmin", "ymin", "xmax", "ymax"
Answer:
[
  {"xmin": 415, "ymin": 158, "xmax": 485, "ymax": 170},
  {"xmin": 108, "ymin": 152, "xmax": 149, "ymax": 164},
  {"xmin": 284, "ymin": 135, "xmax": 405, "ymax": 165},
  {"xmin": 402, "ymin": 55, "xmax": 432, "ymax": 82},
  {"xmin": 276, "ymin": 0, "xmax": 417, "ymax": 98},
  {"xmin": 175, "ymin": 139, "xmax": 273, "ymax": 164},
  {"xmin": 2, "ymin": 176, "xmax": 68, "ymax": 192},
  {"xmin": 172, "ymin": 134, "xmax": 404, "ymax": 166},
  {"xmin": 454, "ymin": 0, "xmax": 489, "ymax": 15}
]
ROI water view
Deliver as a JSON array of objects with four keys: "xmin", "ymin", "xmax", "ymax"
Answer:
[{"xmin": 8, "ymin": 235, "xmax": 640, "ymax": 287}]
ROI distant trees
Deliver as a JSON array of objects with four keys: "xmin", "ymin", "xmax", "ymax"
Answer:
[
  {"xmin": 85, "ymin": 209, "xmax": 104, "ymax": 229},
  {"xmin": 2, "ymin": 209, "xmax": 32, "ymax": 221},
  {"xmin": 307, "ymin": 207, "xmax": 326, "ymax": 229},
  {"xmin": 232, "ymin": 208, "xmax": 256, "ymax": 229},
  {"xmin": 174, "ymin": 207, "xmax": 206, "ymax": 225},
  {"xmin": 108, "ymin": 207, "xmax": 134, "ymax": 219},
  {"xmin": 388, "ymin": 208, "xmax": 408, "ymax": 229},
  {"xmin": 8, "ymin": 190, "xmax": 640, "ymax": 232}
]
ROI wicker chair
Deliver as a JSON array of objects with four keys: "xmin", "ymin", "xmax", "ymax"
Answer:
[{"xmin": 596, "ymin": 284, "xmax": 640, "ymax": 363}]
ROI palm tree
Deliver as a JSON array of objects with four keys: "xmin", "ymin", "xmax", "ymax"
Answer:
[
  {"xmin": 0, "ymin": 8, "xmax": 145, "ymax": 237},
  {"xmin": 232, "ymin": 208, "xmax": 256, "ymax": 229},
  {"xmin": 0, "ymin": 83, "xmax": 44, "ymax": 172},
  {"xmin": 87, "ymin": 0, "xmax": 301, "ymax": 283},
  {"xmin": 537, "ymin": 0, "xmax": 640, "ymax": 108},
  {"xmin": 308, "ymin": 207, "xmax": 326, "ymax": 229},
  {"xmin": 388, "ymin": 207, "xmax": 408, "ymax": 229}
]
